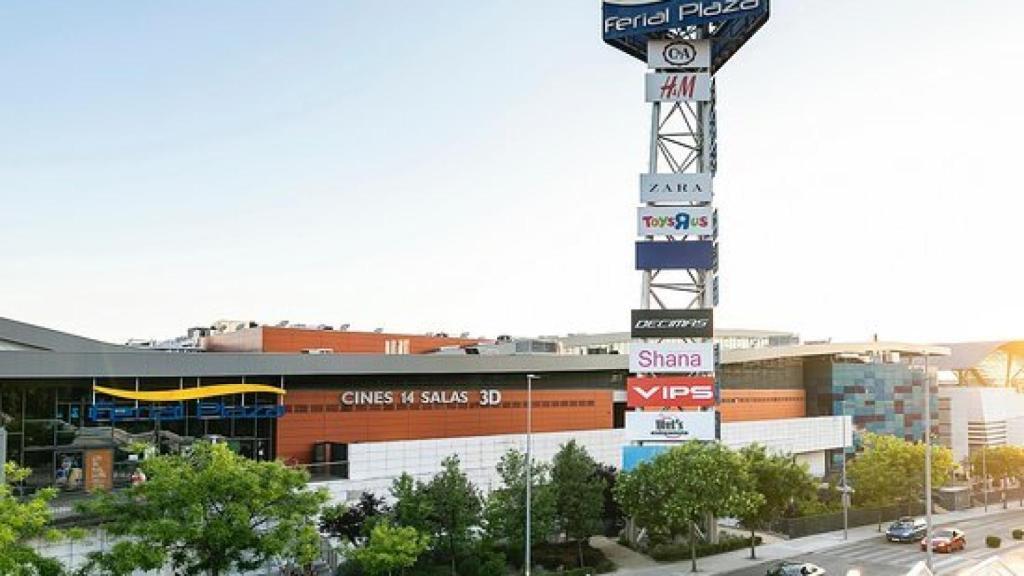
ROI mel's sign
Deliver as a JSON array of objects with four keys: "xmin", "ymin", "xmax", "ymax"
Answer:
[
  {"xmin": 631, "ymin": 308, "xmax": 713, "ymax": 338},
  {"xmin": 339, "ymin": 389, "xmax": 502, "ymax": 407},
  {"xmin": 647, "ymin": 39, "xmax": 710, "ymax": 69},
  {"xmin": 629, "ymin": 342, "xmax": 715, "ymax": 374},
  {"xmin": 645, "ymin": 72, "xmax": 712, "ymax": 102},
  {"xmin": 640, "ymin": 172, "xmax": 713, "ymax": 203},
  {"xmin": 637, "ymin": 206, "xmax": 715, "ymax": 237},
  {"xmin": 627, "ymin": 376, "xmax": 716, "ymax": 408},
  {"xmin": 624, "ymin": 410, "xmax": 718, "ymax": 443},
  {"xmin": 603, "ymin": 0, "xmax": 767, "ymax": 41}
]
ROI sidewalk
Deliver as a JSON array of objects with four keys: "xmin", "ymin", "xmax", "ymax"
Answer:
[{"xmin": 612, "ymin": 504, "xmax": 1024, "ymax": 576}]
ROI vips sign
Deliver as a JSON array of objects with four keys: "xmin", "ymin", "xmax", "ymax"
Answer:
[
  {"xmin": 629, "ymin": 342, "xmax": 715, "ymax": 374},
  {"xmin": 645, "ymin": 72, "xmax": 712, "ymax": 102},
  {"xmin": 627, "ymin": 376, "xmax": 716, "ymax": 408},
  {"xmin": 624, "ymin": 410, "xmax": 718, "ymax": 443},
  {"xmin": 640, "ymin": 172, "xmax": 713, "ymax": 203},
  {"xmin": 637, "ymin": 206, "xmax": 715, "ymax": 237},
  {"xmin": 631, "ymin": 308, "xmax": 713, "ymax": 338},
  {"xmin": 647, "ymin": 39, "xmax": 710, "ymax": 69}
]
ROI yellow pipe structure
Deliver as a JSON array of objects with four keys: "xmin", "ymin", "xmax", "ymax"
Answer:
[{"xmin": 93, "ymin": 383, "xmax": 286, "ymax": 402}]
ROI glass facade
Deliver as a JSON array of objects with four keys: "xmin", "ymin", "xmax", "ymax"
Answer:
[{"xmin": 0, "ymin": 378, "xmax": 279, "ymax": 493}]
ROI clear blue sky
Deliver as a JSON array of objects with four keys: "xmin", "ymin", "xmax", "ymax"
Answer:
[{"xmin": 3, "ymin": 1, "xmax": 1023, "ymax": 344}]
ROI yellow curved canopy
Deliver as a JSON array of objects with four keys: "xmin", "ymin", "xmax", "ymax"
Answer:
[{"xmin": 93, "ymin": 384, "xmax": 286, "ymax": 402}]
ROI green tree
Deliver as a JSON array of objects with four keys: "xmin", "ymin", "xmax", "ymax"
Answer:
[
  {"xmin": 0, "ymin": 462, "xmax": 67, "ymax": 576},
  {"xmin": 390, "ymin": 473, "xmax": 432, "ymax": 535},
  {"xmin": 422, "ymin": 455, "xmax": 482, "ymax": 576},
  {"xmin": 736, "ymin": 444, "xmax": 816, "ymax": 559},
  {"xmin": 848, "ymin": 433, "xmax": 954, "ymax": 526},
  {"xmin": 484, "ymin": 449, "xmax": 556, "ymax": 569},
  {"xmin": 971, "ymin": 445, "xmax": 1023, "ymax": 509},
  {"xmin": 321, "ymin": 492, "xmax": 389, "ymax": 545},
  {"xmin": 615, "ymin": 442, "xmax": 761, "ymax": 572},
  {"xmin": 550, "ymin": 440, "xmax": 606, "ymax": 567},
  {"xmin": 349, "ymin": 521, "xmax": 430, "ymax": 576},
  {"xmin": 80, "ymin": 442, "xmax": 328, "ymax": 576}
]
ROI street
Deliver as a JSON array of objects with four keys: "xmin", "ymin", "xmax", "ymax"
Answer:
[{"xmin": 722, "ymin": 509, "xmax": 1024, "ymax": 576}]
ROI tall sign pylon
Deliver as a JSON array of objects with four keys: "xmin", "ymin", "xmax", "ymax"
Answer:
[{"xmin": 605, "ymin": 2, "xmax": 770, "ymax": 465}]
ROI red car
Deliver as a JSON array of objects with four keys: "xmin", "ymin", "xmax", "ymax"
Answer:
[{"xmin": 920, "ymin": 528, "xmax": 966, "ymax": 553}]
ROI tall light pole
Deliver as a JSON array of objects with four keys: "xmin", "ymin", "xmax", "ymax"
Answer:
[
  {"xmin": 525, "ymin": 374, "xmax": 539, "ymax": 576},
  {"xmin": 924, "ymin": 353, "xmax": 933, "ymax": 573},
  {"xmin": 841, "ymin": 410, "xmax": 849, "ymax": 540}
]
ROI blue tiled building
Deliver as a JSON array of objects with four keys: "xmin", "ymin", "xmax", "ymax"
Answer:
[{"xmin": 806, "ymin": 358, "xmax": 938, "ymax": 443}]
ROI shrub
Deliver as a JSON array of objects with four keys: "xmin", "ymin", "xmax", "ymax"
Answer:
[
  {"xmin": 648, "ymin": 536, "xmax": 762, "ymax": 562},
  {"xmin": 1013, "ymin": 529, "xmax": 1023, "ymax": 540},
  {"xmin": 987, "ymin": 536, "xmax": 1001, "ymax": 548},
  {"xmin": 528, "ymin": 541, "xmax": 614, "ymax": 573}
]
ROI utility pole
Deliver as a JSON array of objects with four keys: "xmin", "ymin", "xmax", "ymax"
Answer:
[
  {"xmin": 983, "ymin": 445, "xmax": 989, "ymax": 512},
  {"xmin": 924, "ymin": 353, "xmax": 933, "ymax": 573},
  {"xmin": 841, "ymin": 411, "xmax": 849, "ymax": 540},
  {"xmin": 525, "ymin": 374, "xmax": 539, "ymax": 576}
]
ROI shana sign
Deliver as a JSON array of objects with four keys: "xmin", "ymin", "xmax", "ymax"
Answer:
[{"xmin": 629, "ymin": 342, "xmax": 715, "ymax": 374}]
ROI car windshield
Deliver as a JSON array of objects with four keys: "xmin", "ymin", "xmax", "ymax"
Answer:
[
  {"xmin": 934, "ymin": 530, "xmax": 955, "ymax": 538},
  {"xmin": 892, "ymin": 522, "xmax": 913, "ymax": 529}
]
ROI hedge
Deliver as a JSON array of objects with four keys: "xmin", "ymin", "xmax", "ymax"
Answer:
[{"xmin": 649, "ymin": 536, "xmax": 763, "ymax": 562}]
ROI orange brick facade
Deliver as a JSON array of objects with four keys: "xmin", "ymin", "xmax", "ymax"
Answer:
[
  {"xmin": 204, "ymin": 326, "xmax": 484, "ymax": 354},
  {"xmin": 276, "ymin": 389, "xmax": 613, "ymax": 464},
  {"xmin": 717, "ymin": 389, "xmax": 806, "ymax": 422}
]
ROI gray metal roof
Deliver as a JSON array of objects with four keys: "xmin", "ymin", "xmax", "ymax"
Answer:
[
  {"xmin": 928, "ymin": 341, "xmax": 1024, "ymax": 371},
  {"xmin": 0, "ymin": 317, "xmax": 134, "ymax": 354},
  {"xmin": 0, "ymin": 317, "xmax": 951, "ymax": 379}
]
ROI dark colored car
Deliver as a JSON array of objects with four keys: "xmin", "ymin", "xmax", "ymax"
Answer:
[
  {"xmin": 921, "ymin": 528, "xmax": 966, "ymax": 553},
  {"xmin": 766, "ymin": 561, "xmax": 826, "ymax": 576},
  {"xmin": 887, "ymin": 517, "xmax": 927, "ymax": 543}
]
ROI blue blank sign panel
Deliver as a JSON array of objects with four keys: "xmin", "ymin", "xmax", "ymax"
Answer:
[
  {"xmin": 635, "ymin": 241, "xmax": 715, "ymax": 270},
  {"xmin": 622, "ymin": 445, "xmax": 671, "ymax": 471}
]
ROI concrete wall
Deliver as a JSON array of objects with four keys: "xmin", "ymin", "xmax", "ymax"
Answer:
[{"xmin": 313, "ymin": 416, "xmax": 850, "ymax": 503}]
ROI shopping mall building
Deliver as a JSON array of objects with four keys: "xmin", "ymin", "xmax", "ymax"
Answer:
[{"xmin": 0, "ymin": 317, "xmax": 946, "ymax": 501}]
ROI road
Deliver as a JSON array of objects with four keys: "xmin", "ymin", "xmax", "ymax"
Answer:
[{"xmin": 721, "ymin": 509, "xmax": 1024, "ymax": 576}]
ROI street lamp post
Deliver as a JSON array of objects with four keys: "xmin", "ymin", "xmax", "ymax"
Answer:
[
  {"xmin": 924, "ymin": 353, "xmax": 933, "ymax": 573},
  {"xmin": 525, "ymin": 374, "xmax": 539, "ymax": 576},
  {"xmin": 841, "ymin": 412, "xmax": 849, "ymax": 540}
]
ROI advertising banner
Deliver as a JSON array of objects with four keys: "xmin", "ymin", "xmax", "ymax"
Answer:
[
  {"xmin": 647, "ymin": 39, "xmax": 710, "ymax": 69},
  {"xmin": 640, "ymin": 172, "xmax": 713, "ymax": 203},
  {"xmin": 631, "ymin": 308, "xmax": 714, "ymax": 338},
  {"xmin": 622, "ymin": 445, "xmax": 670, "ymax": 471},
  {"xmin": 624, "ymin": 410, "xmax": 718, "ymax": 443},
  {"xmin": 645, "ymin": 72, "xmax": 712, "ymax": 102},
  {"xmin": 627, "ymin": 376, "xmax": 717, "ymax": 408},
  {"xmin": 629, "ymin": 342, "xmax": 715, "ymax": 374},
  {"xmin": 635, "ymin": 241, "xmax": 715, "ymax": 270},
  {"xmin": 84, "ymin": 448, "xmax": 113, "ymax": 492},
  {"xmin": 603, "ymin": 0, "xmax": 768, "ymax": 41},
  {"xmin": 637, "ymin": 206, "xmax": 715, "ymax": 237}
]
